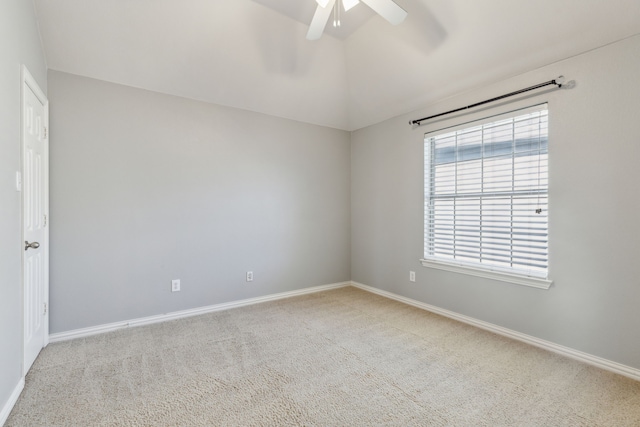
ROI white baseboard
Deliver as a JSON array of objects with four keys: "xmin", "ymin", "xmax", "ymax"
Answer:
[
  {"xmin": 49, "ymin": 281, "xmax": 350, "ymax": 343},
  {"xmin": 350, "ymin": 281, "xmax": 640, "ymax": 382},
  {"xmin": 0, "ymin": 378, "xmax": 24, "ymax": 427},
  {"xmin": 47, "ymin": 279, "xmax": 640, "ymax": 381}
]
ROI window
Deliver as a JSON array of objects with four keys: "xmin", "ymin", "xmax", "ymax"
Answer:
[{"xmin": 422, "ymin": 104, "xmax": 551, "ymax": 289}]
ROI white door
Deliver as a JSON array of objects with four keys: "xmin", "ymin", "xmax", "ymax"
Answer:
[{"xmin": 22, "ymin": 66, "xmax": 49, "ymax": 374}]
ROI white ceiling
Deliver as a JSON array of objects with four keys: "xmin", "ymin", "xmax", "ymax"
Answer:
[{"xmin": 34, "ymin": 0, "xmax": 640, "ymax": 131}]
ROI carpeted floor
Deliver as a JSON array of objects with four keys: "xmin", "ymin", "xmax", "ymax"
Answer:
[{"xmin": 7, "ymin": 286, "xmax": 640, "ymax": 426}]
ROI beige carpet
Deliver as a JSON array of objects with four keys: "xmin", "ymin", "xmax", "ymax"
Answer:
[{"xmin": 7, "ymin": 286, "xmax": 640, "ymax": 426}]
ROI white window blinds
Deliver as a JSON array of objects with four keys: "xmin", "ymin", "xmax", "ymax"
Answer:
[{"xmin": 424, "ymin": 104, "xmax": 549, "ymax": 279}]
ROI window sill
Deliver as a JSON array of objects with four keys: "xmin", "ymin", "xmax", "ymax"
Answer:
[{"xmin": 419, "ymin": 259, "xmax": 552, "ymax": 290}]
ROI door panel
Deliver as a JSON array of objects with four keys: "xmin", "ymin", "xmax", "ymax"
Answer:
[{"xmin": 23, "ymin": 74, "xmax": 47, "ymax": 374}]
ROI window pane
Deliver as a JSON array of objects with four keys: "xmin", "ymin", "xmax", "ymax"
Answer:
[{"xmin": 424, "ymin": 105, "xmax": 549, "ymax": 278}]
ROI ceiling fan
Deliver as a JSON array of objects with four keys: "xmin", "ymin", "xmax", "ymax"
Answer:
[{"xmin": 307, "ymin": 0, "xmax": 408, "ymax": 40}]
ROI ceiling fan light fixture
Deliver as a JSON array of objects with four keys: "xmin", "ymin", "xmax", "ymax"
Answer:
[
  {"xmin": 307, "ymin": 0, "xmax": 405, "ymax": 40},
  {"xmin": 343, "ymin": 0, "xmax": 359, "ymax": 11}
]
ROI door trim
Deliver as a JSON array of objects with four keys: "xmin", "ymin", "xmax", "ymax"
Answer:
[{"xmin": 21, "ymin": 65, "xmax": 49, "ymax": 376}]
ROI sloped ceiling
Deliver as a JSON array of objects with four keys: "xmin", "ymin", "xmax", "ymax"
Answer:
[{"xmin": 34, "ymin": 0, "xmax": 640, "ymax": 131}]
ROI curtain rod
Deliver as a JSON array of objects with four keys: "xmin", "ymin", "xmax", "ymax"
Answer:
[{"xmin": 409, "ymin": 76, "xmax": 565, "ymax": 127}]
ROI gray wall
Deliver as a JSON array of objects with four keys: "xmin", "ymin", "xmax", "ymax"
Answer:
[
  {"xmin": 0, "ymin": 0, "xmax": 47, "ymax": 417},
  {"xmin": 352, "ymin": 35, "xmax": 640, "ymax": 369},
  {"xmin": 48, "ymin": 71, "xmax": 351, "ymax": 333}
]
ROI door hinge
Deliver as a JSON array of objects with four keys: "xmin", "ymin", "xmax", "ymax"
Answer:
[{"xmin": 43, "ymin": 302, "xmax": 47, "ymax": 315}]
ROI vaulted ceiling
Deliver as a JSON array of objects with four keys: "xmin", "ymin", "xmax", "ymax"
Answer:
[{"xmin": 34, "ymin": 0, "xmax": 640, "ymax": 131}]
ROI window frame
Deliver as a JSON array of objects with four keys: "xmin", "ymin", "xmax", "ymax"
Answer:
[{"xmin": 421, "ymin": 104, "xmax": 552, "ymax": 290}]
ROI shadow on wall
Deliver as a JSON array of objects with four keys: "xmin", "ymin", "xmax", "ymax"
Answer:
[
  {"xmin": 249, "ymin": 1, "xmax": 318, "ymax": 76},
  {"xmin": 393, "ymin": 0, "xmax": 448, "ymax": 55}
]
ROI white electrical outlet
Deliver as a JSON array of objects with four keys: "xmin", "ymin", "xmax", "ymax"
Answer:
[
  {"xmin": 409, "ymin": 271, "xmax": 416, "ymax": 282},
  {"xmin": 246, "ymin": 271, "xmax": 253, "ymax": 282},
  {"xmin": 171, "ymin": 279, "xmax": 181, "ymax": 292}
]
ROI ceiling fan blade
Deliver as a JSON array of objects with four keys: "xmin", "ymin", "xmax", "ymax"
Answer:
[
  {"xmin": 343, "ymin": 0, "xmax": 360, "ymax": 11},
  {"xmin": 306, "ymin": 0, "xmax": 336, "ymax": 40},
  {"xmin": 360, "ymin": 0, "xmax": 407, "ymax": 25}
]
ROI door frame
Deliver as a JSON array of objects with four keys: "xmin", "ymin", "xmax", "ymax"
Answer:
[{"xmin": 21, "ymin": 65, "xmax": 49, "ymax": 376}]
